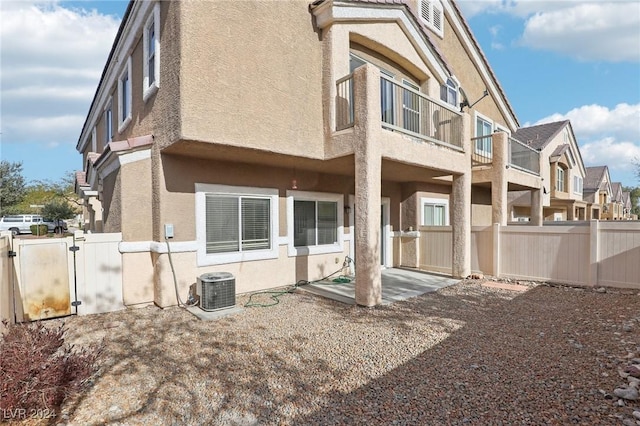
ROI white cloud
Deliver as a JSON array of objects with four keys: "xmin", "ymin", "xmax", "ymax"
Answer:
[
  {"xmin": 580, "ymin": 138, "xmax": 640, "ymax": 171},
  {"xmin": 536, "ymin": 103, "xmax": 640, "ymax": 141},
  {"xmin": 521, "ymin": 3, "xmax": 640, "ymax": 62},
  {"xmin": 535, "ymin": 103, "xmax": 640, "ymax": 184},
  {"xmin": 0, "ymin": 1, "xmax": 120, "ymax": 145},
  {"xmin": 459, "ymin": 0, "xmax": 640, "ymax": 62}
]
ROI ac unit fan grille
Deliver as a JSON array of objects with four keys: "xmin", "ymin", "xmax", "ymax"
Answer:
[{"xmin": 197, "ymin": 273, "xmax": 236, "ymax": 311}]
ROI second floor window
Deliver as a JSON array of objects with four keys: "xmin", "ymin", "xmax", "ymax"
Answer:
[
  {"xmin": 117, "ymin": 57, "xmax": 132, "ymax": 132},
  {"xmin": 143, "ymin": 3, "xmax": 160, "ymax": 101},
  {"xmin": 556, "ymin": 166, "xmax": 566, "ymax": 192},
  {"xmin": 441, "ymin": 78, "xmax": 458, "ymax": 107},
  {"xmin": 104, "ymin": 102, "xmax": 113, "ymax": 145},
  {"xmin": 573, "ymin": 176, "xmax": 583, "ymax": 195}
]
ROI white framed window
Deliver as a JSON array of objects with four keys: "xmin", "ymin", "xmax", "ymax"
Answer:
[
  {"xmin": 143, "ymin": 3, "xmax": 160, "ymax": 102},
  {"xmin": 573, "ymin": 176, "xmax": 583, "ymax": 195},
  {"xmin": 556, "ymin": 166, "xmax": 566, "ymax": 192},
  {"xmin": 421, "ymin": 197, "xmax": 449, "ymax": 226},
  {"xmin": 195, "ymin": 184, "xmax": 279, "ymax": 266},
  {"xmin": 419, "ymin": 0, "xmax": 444, "ymax": 37},
  {"xmin": 91, "ymin": 126, "xmax": 97, "ymax": 153},
  {"xmin": 104, "ymin": 98, "xmax": 113, "ymax": 145},
  {"xmin": 440, "ymin": 77, "xmax": 458, "ymax": 107},
  {"xmin": 474, "ymin": 112, "xmax": 493, "ymax": 157},
  {"xmin": 287, "ymin": 190, "xmax": 343, "ymax": 256},
  {"xmin": 117, "ymin": 56, "xmax": 132, "ymax": 132}
]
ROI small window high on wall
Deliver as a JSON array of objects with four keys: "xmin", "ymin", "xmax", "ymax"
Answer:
[{"xmin": 420, "ymin": 0, "xmax": 444, "ymax": 37}]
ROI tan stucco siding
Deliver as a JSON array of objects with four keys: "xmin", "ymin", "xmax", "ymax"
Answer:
[
  {"xmin": 120, "ymin": 157, "xmax": 153, "ymax": 241},
  {"xmin": 101, "ymin": 171, "xmax": 120, "ymax": 233},
  {"xmin": 431, "ymin": 10, "xmax": 513, "ymax": 133},
  {"xmin": 178, "ymin": 0, "xmax": 324, "ymax": 158},
  {"xmin": 158, "ymin": 155, "xmax": 355, "ymax": 242}
]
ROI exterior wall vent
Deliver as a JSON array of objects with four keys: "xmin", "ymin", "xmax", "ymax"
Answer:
[{"xmin": 197, "ymin": 272, "xmax": 236, "ymax": 311}]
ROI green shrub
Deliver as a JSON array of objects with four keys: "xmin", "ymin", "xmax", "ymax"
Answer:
[
  {"xmin": 0, "ymin": 320, "xmax": 102, "ymax": 417},
  {"xmin": 29, "ymin": 224, "xmax": 48, "ymax": 235}
]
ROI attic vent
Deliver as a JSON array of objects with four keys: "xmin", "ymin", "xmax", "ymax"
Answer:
[
  {"xmin": 420, "ymin": 0, "xmax": 444, "ymax": 37},
  {"xmin": 421, "ymin": 0, "xmax": 430, "ymax": 23}
]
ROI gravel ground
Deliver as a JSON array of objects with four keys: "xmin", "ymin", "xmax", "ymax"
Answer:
[{"xmin": 17, "ymin": 278, "xmax": 640, "ymax": 425}]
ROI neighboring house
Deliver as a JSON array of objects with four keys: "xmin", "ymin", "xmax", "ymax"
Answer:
[
  {"xmin": 506, "ymin": 120, "xmax": 587, "ymax": 222},
  {"xmin": 582, "ymin": 166, "xmax": 613, "ymax": 220},
  {"xmin": 75, "ymin": 0, "xmax": 534, "ymax": 308},
  {"xmin": 622, "ymin": 191, "xmax": 633, "ymax": 220},
  {"xmin": 607, "ymin": 182, "xmax": 625, "ymax": 220}
]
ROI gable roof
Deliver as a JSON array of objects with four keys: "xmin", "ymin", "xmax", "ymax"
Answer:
[
  {"xmin": 611, "ymin": 182, "xmax": 623, "ymax": 202},
  {"xmin": 512, "ymin": 120, "xmax": 569, "ymax": 150},
  {"xmin": 584, "ymin": 166, "xmax": 608, "ymax": 192}
]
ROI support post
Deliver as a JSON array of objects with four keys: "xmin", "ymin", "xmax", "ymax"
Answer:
[
  {"xmin": 492, "ymin": 223, "xmax": 501, "ymax": 277},
  {"xmin": 492, "ymin": 132, "xmax": 509, "ymax": 226},
  {"xmin": 353, "ymin": 64, "xmax": 382, "ymax": 307},
  {"xmin": 531, "ymin": 188, "xmax": 543, "ymax": 226},
  {"xmin": 588, "ymin": 219, "xmax": 599, "ymax": 287}
]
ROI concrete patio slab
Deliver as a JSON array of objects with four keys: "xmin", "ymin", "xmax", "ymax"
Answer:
[{"xmin": 298, "ymin": 268, "xmax": 460, "ymax": 305}]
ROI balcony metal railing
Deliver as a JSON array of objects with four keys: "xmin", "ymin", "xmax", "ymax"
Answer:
[
  {"xmin": 336, "ymin": 74, "xmax": 354, "ymax": 130},
  {"xmin": 380, "ymin": 75, "xmax": 463, "ymax": 150},
  {"xmin": 509, "ymin": 137, "xmax": 540, "ymax": 175},
  {"xmin": 470, "ymin": 135, "xmax": 540, "ymax": 176},
  {"xmin": 335, "ymin": 73, "xmax": 464, "ymax": 150},
  {"xmin": 471, "ymin": 135, "xmax": 493, "ymax": 167}
]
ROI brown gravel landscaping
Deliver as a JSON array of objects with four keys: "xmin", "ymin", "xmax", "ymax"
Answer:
[{"xmin": 13, "ymin": 277, "xmax": 640, "ymax": 425}]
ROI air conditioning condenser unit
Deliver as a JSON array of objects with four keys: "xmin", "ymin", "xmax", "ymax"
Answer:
[{"xmin": 197, "ymin": 272, "xmax": 236, "ymax": 311}]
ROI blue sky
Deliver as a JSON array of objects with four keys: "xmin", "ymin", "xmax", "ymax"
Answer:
[{"xmin": 1, "ymin": 0, "xmax": 639, "ymax": 188}]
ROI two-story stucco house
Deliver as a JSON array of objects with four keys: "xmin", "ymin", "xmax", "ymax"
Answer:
[
  {"xmin": 506, "ymin": 120, "xmax": 586, "ymax": 222},
  {"xmin": 583, "ymin": 166, "xmax": 613, "ymax": 220},
  {"xmin": 75, "ymin": 0, "xmax": 536, "ymax": 308}
]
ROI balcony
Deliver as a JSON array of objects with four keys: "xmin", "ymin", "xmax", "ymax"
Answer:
[
  {"xmin": 471, "ymin": 134, "xmax": 540, "ymax": 176},
  {"xmin": 336, "ymin": 73, "xmax": 464, "ymax": 151}
]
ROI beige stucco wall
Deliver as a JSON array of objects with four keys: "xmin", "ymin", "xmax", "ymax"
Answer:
[
  {"xmin": 177, "ymin": 0, "xmax": 324, "ymax": 158},
  {"xmin": 472, "ymin": 185, "xmax": 492, "ymax": 225},
  {"xmin": 429, "ymin": 7, "xmax": 513, "ymax": 133}
]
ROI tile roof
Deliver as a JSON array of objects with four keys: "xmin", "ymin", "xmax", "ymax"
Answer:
[
  {"xmin": 512, "ymin": 120, "xmax": 569, "ymax": 150},
  {"xmin": 75, "ymin": 171, "xmax": 88, "ymax": 187},
  {"xmin": 583, "ymin": 166, "xmax": 608, "ymax": 192}
]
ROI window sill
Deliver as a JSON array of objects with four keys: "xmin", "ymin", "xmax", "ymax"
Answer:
[
  {"xmin": 117, "ymin": 115, "xmax": 132, "ymax": 134},
  {"xmin": 197, "ymin": 248, "xmax": 278, "ymax": 267},
  {"xmin": 288, "ymin": 243, "xmax": 343, "ymax": 257},
  {"xmin": 143, "ymin": 83, "xmax": 158, "ymax": 103}
]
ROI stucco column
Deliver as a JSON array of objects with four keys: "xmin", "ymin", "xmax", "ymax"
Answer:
[
  {"xmin": 530, "ymin": 188, "xmax": 543, "ymax": 226},
  {"xmin": 353, "ymin": 64, "xmax": 382, "ymax": 307},
  {"xmin": 452, "ymin": 113, "xmax": 471, "ymax": 279},
  {"xmin": 492, "ymin": 132, "xmax": 509, "ymax": 226},
  {"xmin": 452, "ymin": 173, "xmax": 471, "ymax": 278}
]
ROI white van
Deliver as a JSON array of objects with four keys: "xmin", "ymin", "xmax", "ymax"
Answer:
[{"xmin": 0, "ymin": 215, "xmax": 67, "ymax": 235}]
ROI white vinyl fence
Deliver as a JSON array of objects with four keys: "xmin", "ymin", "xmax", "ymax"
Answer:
[
  {"xmin": 0, "ymin": 231, "xmax": 124, "ymax": 325},
  {"xmin": 420, "ymin": 221, "xmax": 640, "ymax": 289}
]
